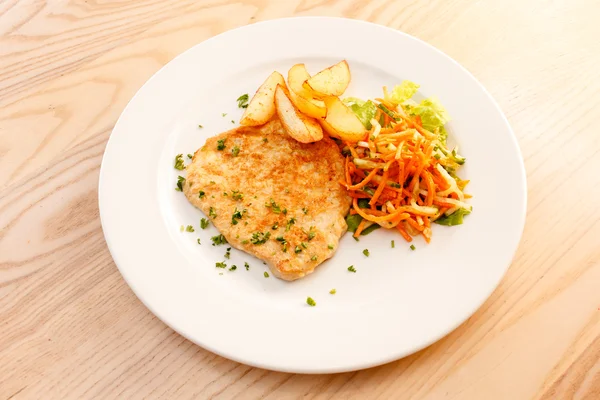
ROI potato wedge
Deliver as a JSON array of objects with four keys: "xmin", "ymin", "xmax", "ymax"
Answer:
[
  {"xmin": 318, "ymin": 118, "xmax": 341, "ymax": 139},
  {"xmin": 323, "ymin": 96, "xmax": 366, "ymax": 142},
  {"xmin": 275, "ymin": 85, "xmax": 323, "ymax": 143},
  {"xmin": 287, "ymin": 64, "xmax": 327, "ymax": 119},
  {"xmin": 240, "ymin": 71, "xmax": 286, "ymax": 126},
  {"xmin": 303, "ymin": 60, "xmax": 351, "ymax": 98},
  {"xmin": 287, "ymin": 64, "xmax": 313, "ymax": 99},
  {"xmin": 288, "ymin": 85, "xmax": 327, "ymax": 119}
]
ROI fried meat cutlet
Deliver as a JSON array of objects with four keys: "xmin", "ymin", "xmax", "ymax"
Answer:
[{"xmin": 183, "ymin": 119, "xmax": 351, "ymax": 281}]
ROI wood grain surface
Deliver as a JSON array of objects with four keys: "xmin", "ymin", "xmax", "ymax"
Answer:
[{"xmin": 1, "ymin": 0, "xmax": 599, "ymax": 398}]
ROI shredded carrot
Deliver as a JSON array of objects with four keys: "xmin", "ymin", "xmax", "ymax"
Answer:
[
  {"xmin": 354, "ymin": 219, "xmax": 367, "ymax": 237},
  {"xmin": 346, "ymin": 168, "xmax": 379, "ymax": 190},
  {"xmin": 396, "ymin": 224, "xmax": 413, "ymax": 242},
  {"xmin": 432, "ymin": 199, "xmax": 457, "ymax": 208},
  {"xmin": 369, "ymin": 170, "xmax": 389, "ymax": 206},
  {"xmin": 344, "ymin": 143, "xmax": 360, "ymax": 159},
  {"xmin": 336, "ymin": 90, "xmax": 470, "ymax": 244},
  {"xmin": 406, "ymin": 217, "xmax": 424, "ymax": 232}
]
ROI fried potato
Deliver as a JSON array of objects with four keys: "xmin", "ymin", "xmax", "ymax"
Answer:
[
  {"xmin": 275, "ymin": 85, "xmax": 323, "ymax": 143},
  {"xmin": 287, "ymin": 64, "xmax": 327, "ymax": 119},
  {"xmin": 303, "ymin": 60, "xmax": 351, "ymax": 98},
  {"xmin": 323, "ymin": 96, "xmax": 366, "ymax": 142},
  {"xmin": 240, "ymin": 71, "xmax": 286, "ymax": 126},
  {"xmin": 318, "ymin": 118, "xmax": 341, "ymax": 139}
]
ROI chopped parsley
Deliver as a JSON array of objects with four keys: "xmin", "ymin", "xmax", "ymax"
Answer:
[
  {"xmin": 188, "ymin": 154, "xmax": 193, "ymax": 160},
  {"xmin": 231, "ymin": 190, "xmax": 243, "ymax": 201},
  {"xmin": 185, "ymin": 225, "xmax": 195, "ymax": 232},
  {"xmin": 263, "ymin": 271, "xmax": 269, "ymax": 278},
  {"xmin": 434, "ymin": 154, "xmax": 441, "ymax": 160},
  {"xmin": 242, "ymin": 239, "xmax": 249, "ymax": 244},
  {"xmin": 311, "ymin": 255, "xmax": 317, "ymax": 261},
  {"xmin": 209, "ymin": 207, "xmax": 217, "ymax": 219},
  {"xmin": 329, "ymin": 289, "xmax": 336, "ymax": 295},
  {"xmin": 216, "ymin": 261, "xmax": 227, "ymax": 269},
  {"xmin": 200, "ymin": 218, "xmax": 210, "ymax": 229},
  {"xmin": 276, "ymin": 236, "xmax": 288, "ymax": 251},
  {"xmin": 363, "ymin": 249, "xmax": 370, "ymax": 257},
  {"xmin": 353, "ymin": 236, "xmax": 359, "ymax": 242},
  {"xmin": 410, "ymin": 244, "xmax": 416, "ymax": 251},
  {"xmin": 265, "ymin": 198, "xmax": 281, "ymax": 213},
  {"xmin": 211, "ymin": 234, "xmax": 228, "ymax": 246},
  {"xmin": 179, "ymin": 225, "xmax": 184, "ymax": 232},
  {"xmin": 231, "ymin": 146, "xmax": 240, "ymax": 156},
  {"xmin": 231, "ymin": 120, "xmax": 235, "ymax": 124},
  {"xmin": 391, "ymin": 240, "xmax": 395, "ymax": 248},
  {"xmin": 198, "ymin": 124, "xmax": 203, "ymax": 128},
  {"xmin": 222, "ymin": 113, "xmax": 227, "ymax": 117},
  {"xmin": 250, "ymin": 231, "xmax": 271, "ymax": 245},
  {"xmin": 237, "ymin": 93, "xmax": 249, "ymax": 108},
  {"xmin": 262, "ymin": 138, "xmax": 268, "ymax": 143},
  {"xmin": 198, "ymin": 190, "xmax": 205, "ymax": 199},
  {"xmin": 244, "ymin": 262, "xmax": 250, "ymax": 271},
  {"xmin": 390, "ymin": 182, "xmax": 401, "ymax": 188},
  {"xmin": 307, "ymin": 229, "xmax": 316, "ymax": 241},
  {"xmin": 224, "ymin": 247, "xmax": 231, "ymax": 259},
  {"xmin": 286, "ymin": 217, "xmax": 296, "ymax": 231},
  {"xmin": 294, "ymin": 245, "xmax": 302, "ymax": 254},
  {"xmin": 175, "ymin": 176, "xmax": 185, "ymax": 191},
  {"xmin": 223, "ymin": 192, "xmax": 228, "ymax": 196},
  {"xmin": 306, "ymin": 297, "xmax": 316, "ymax": 307},
  {"xmin": 363, "ymin": 187, "xmax": 375, "ymax": 196},
  {"xmin": 302, "ymin": 207, "xmax": 308, "ymax": 214},
  {"xmin": 328, "ymin": 244, "xmax": 334, "ymax": 250},
  {"xmin": 197, "ymin": 238, "xmax": 201, "ymax": 245},
  {"xmin": 348, "ymin": 265, "xmax": 357, "ymax": 273},
  {"xmin": 174, "ymin": 154, "xmax": 185, "ymax": 170},
  {"xmin": 231, "ymin": 208, "xmax": 243, "ymax": 225},
  {"xmin": 282, "ymin": 208, "xmax": 288, "ymax": 215},
  {"xmin": 272, "ymin": 222, "xmax": 279, "ymax": 230},
  {"xmin": 301, "ymin": 242, "xmax": 307, "ymax": 249},
  {"xmin": 217, "ymin": 139, "xmax": 226, "ymax": 151},
  {"xmin": 229, "ymin": 265, "xmax": 237, "ymax": 271}
]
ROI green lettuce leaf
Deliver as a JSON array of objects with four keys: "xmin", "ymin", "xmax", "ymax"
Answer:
[
  {"xmin": 410, "ymin": 96, "xmax": 450, "ymax": 143},
  {"xmin": 361, "ymin": 223, "xmax": 381, "ymax": 236},
  {"xmin": 345, "ymin": 214, "xmax": 381, "ymax": 236},
  {"xmin": 357, "ymin": 198, "xmax": 370, "ymax": 209},
  {"xmin": 434, "ymin": 208, "xmax": 471, "ymax": 226},
  {"xmin": 390, "ymin": 81, "xmax": 420, "ymax": 104},
  {"xmin": 343, "ymin": 98, "xmax": 377, "ymax": 129},
  {"xmin": 345, "ymin": 214, "xmax": 363, "ymax": 232}
]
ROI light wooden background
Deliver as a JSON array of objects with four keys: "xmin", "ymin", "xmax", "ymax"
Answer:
[{"xmin": 1, "ymin": 0, "xmax": 599, "ymax": 398}]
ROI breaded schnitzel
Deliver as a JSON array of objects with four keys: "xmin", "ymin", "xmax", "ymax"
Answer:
[{"xmin": 183, "ymin": 119, "xmax": 351, "ymax": 281}]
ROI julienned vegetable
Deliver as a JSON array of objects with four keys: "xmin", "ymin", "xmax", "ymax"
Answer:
[{"xmin": 339, "ymin": 81, "xmax": 471, "ymax": 243}]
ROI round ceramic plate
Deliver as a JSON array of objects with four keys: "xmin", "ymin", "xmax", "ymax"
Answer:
[{"xmin": 99, "ymin": 17, "xmax": 526, "ymax": 373}]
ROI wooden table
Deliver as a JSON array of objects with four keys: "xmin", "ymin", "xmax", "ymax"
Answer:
[{"xmin": 1, "ymin": 1, "xmax": 599, "ymax": 398}]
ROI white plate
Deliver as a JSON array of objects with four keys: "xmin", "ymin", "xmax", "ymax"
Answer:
[{"xmin": 99, "ymin": 17, "xmax": 526, "ymax": 373}]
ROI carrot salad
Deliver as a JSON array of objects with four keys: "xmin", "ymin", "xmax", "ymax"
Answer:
[{"xmin": 338, "ymin": 81, "xmax": 471, "ymax": 243}]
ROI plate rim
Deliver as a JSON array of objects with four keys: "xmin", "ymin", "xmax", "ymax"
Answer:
[{"xmin": 99, "ymin": 16, "xmax": 527, "ymax": 373}]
